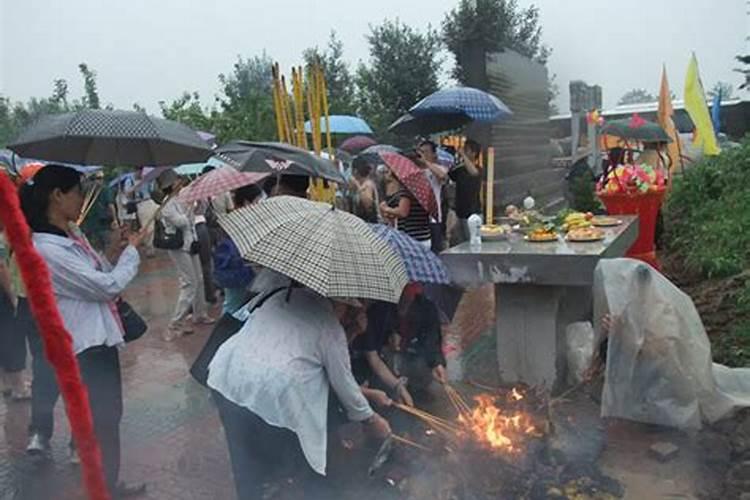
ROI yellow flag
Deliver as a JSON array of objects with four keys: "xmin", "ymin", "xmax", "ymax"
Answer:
[
  {"xmin": 657, "ymin": 66, "xmax": 682, "ymax": 176},
  {"xmin": 684, "ymin": 53, "xmax": 720, "ymax": 156}
]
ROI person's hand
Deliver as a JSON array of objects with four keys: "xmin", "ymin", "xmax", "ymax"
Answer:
[
  {"xmin": 365, "ymin": 413, "xmax": 391, "ymax": 439},
  {"xmin": 432, "ymin": 364, "xmax": 448, "ymax": 385},
  {"xmin": 127, "ymin": 228, "xmax": 149, "ymax": 248},
  {"xmin": 379, "ymin": 201, "xmax": 389, "ymax": 215},
  {"xmin": 368, "ymin": 389, "xmax": 393, "ymax": 408},
  {"xmin": 602, "ymin": 313, "xmax": 616, "ymax": 336},
  {"xmin": 396, "ymin": 383, "xmax": 414, "ymax": 407}
]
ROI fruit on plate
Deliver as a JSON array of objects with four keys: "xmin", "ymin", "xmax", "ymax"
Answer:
[
  {"xmin": 590, "ymin": 216, "xmax": 622, "ymax": 227},
  {"xmin": 526, "ymin": 227, "xmax": 558, "ymax": 242},
  {"xmin": 481, "ymin": 224, "xmax": 507, "ymax": 235},
  {"xmin": 561, "ymin": 212, "xmax": 593, "ymax": 232},
  {"xmin": 567, "ymin": 227, "xmax": 605, "ymax": 241}
]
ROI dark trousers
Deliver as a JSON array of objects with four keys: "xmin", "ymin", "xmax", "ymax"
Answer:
[
  {"xmin": 28, "ymin": 331, "xmax": 122, "ymax": 490},
  {"xmin": 26, "ymin": 303, "xmax": 59, "ymax": 440},
  {"xmin": 212, "ymin": 390, "xmax": 330, "ymax": 500},
  {"xmin": 429, "ymin": 222, "xmax": 445, "ymax": 254},
  {"xmin": 195, "ymin": 222, "xmax": 215, "ymax": 302},
  {"xmin": 0, "ymin": 294, "xmax": 26, "ymax": 373}
]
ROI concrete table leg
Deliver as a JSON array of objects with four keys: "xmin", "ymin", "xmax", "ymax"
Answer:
[{"xmin": 495, "ymin": 285, "xmax": 592, "ymax": 390}]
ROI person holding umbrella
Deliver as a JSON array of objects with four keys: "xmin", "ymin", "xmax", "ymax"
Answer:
[
  {"xmin": 378, "ymin": 153, "xmax": 435, "ymax": 248},
  {"xmin": 449, "ymin": 139, "xmax": 483, "ymax": 245},
  {"xmin": 206, "ymin": 196, "xmax": 404, "ymax": 499},
  {"xmin": 416, "ymin": 140, "xmax": 449, "ymax": 253}
]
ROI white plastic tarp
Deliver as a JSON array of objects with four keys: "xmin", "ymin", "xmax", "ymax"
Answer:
[{"xmin": 593, "ymin": 258, "xmax": 750, "ymax": 429}]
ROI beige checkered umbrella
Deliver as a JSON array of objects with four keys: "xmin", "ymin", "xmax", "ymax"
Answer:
[{"xmin": 218, "ymin": 196, "xmax": 408, "ymax": 303}]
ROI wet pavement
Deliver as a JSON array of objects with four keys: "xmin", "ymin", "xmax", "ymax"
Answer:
[{"xmin": 0, "ymin": 253, "xmax": 711, "ymax": 500}]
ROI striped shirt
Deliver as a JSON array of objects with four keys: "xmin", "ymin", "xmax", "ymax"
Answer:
[{"xmin": 386, "ymin": 189, "xmax": 431, "ymax": 242}]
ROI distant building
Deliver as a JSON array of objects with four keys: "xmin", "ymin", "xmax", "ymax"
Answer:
[{"xmin": 550, "ymin": 98, "xmax": 750, "ymax": 141}]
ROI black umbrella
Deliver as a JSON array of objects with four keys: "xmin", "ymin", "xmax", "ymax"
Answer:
[
  {"xmin": 8, "ymin": 109, "xmax": 212, "ymax": 166},
  {"xmin": 215, "ymin": 141, "xmax": 345, "ymax": 183},
  {"xmin": 388, "ymin": 112, "xmax": 472, "ymax": 136}
]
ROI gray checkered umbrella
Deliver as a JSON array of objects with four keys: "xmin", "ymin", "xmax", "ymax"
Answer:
[
  {"xmin": 218, "ymin": 196, "xmax": 408, "ymax": 303},
  {"xmin": 8, "ymin": 109, "xmax": 212, "ymax": 167}
]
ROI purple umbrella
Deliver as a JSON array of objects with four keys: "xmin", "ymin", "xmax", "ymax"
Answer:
[{"xmin": 339, "ymin": 135, "xmax": 377, "ymax": 154}]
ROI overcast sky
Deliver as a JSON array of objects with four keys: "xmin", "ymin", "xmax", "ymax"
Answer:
[{"xmin": 1, "ymin": 0, "xmax": 748, "ymax": 114}]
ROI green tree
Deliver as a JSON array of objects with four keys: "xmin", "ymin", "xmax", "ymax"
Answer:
[
  {"xmin": 214, "ymin": 54, "xmax": 277, "ymax": 142},
  {"xmin": 159, "ymin": 91, "xmax": 214, "ymax": 131},
  {"xmin": 355, "ymin": 20, "xmax": 441, "ymax": 139},
  {"xmin": 707, "ymin": 81, "xmax": 735, "ymax": 101},
  {"xmin": 617, "ymin": 88, "xmax": 656, "ymax": 105},
  {"xmin": 735, "ymin": 54, "xmax": 750, "ymax": 89},
  {"xmin": 442, "ymin": 0, "xmax": 549, "ymax": 83},
  {"xmin": 303, "ymin": 31, "xmax": 357, "ymax": 115},
  {"xmin": 77, "ymin": 63, "xmax": 100, "ymax": 110}
]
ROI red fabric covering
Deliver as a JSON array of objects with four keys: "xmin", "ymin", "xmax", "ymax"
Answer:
[{"xmin": 0, "ymin": 173, "xmax": 110, "ymax": 500}]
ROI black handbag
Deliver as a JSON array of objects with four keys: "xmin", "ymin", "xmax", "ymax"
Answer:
[
  {"xmin": 153, "ymin": 218, "xmax": 184, "ymax": 250},
  {"xmin": 190, "ymin": 287, "xmax": 285, "ymax": 387},
  {"xmin": 117, "ymin": 299, "xmax": 148, "ymax": 343}
]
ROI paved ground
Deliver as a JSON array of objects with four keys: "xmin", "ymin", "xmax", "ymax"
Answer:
[{"xmin": 0, "ymin": 253, "xmax": 709, "ymax": 500}]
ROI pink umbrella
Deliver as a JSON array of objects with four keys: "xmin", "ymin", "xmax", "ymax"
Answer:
[
  {"xmin": 178, "ymin": 167, "xmax": 268, "ymax": 204},
  {"xmin": 339, "ymin": 135, "xmax": 377, "ymax": 154},
  {"xmin": 379, "ymin": 151, "xmax": 438, "ymax": 218}
]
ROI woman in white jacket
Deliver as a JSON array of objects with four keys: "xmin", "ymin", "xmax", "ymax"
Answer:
[
  {"xmin": 19, "ymin": 164, "xmax": 146, "ymax": 497},
  {"xmin": 156, "ymin": 171, "xmax": 214, "ymax": 340}
]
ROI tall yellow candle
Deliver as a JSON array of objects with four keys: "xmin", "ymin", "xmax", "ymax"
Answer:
[{"xmin": 486, "ymin": 147, "xmax": 495, "ymax": 224}]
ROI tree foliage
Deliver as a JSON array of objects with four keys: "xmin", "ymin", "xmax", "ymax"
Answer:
[
  {"xmin": 0, "ymin": 62, "xmax": 106, "ymax": 146},
  {"xmin": 736, "ymin": 54, "xmax": 750, "ymax": 89},
  {"xmin": 303, "ymin": 31, "xmax": 357, "ymax": 115},
  {"xmin": 159, "ymin": 91, "xmax": 214, "ymax": 132},
  {"xmin": 355, "ymin": 20, "xmax": 441, "ymax": 139},
  {"xmin": 214, "ymin": 54, "xmax": 276, "ymax": 142},
  {"xmin": 77, "ymin": 63, "xmax": 101, "ymax": 110},
  {"xmin": 618, "ymin": 88, "xmax": 656, "ymax": 106},
  {"xmin": 442, "ymin": 0, "xmax": 549, "ymax": 83}
]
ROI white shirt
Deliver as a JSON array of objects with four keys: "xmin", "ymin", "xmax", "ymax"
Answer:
[
  {"xmin": 208, "ymin": 287, "xmax": 373, "ymax": 475},
  {"xmin": 211, "ymin": 192, "xmax": 234, "ymax": 215},
  {"xmin": 33, "ymin": 232, "xmax": 140, "ymax": 354},
  {"xmin": 424, "ymin": 166, "xmax": 447, "ymax": 223},
  {"xmin": 160, "ymin": 197, "xmax": 196, "ymax": 252}
]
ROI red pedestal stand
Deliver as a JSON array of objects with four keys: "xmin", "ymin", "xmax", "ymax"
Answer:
[{"xmin": 598, "ymin": 187, "xmax": 666, "ymax": 269}]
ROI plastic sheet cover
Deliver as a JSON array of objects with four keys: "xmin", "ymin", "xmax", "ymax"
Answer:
[{"xmin": 593, "ymin": 258, "xmax": 750, "ymax": 429}]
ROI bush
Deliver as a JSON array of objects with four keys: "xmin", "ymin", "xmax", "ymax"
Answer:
[
  {"xmin": 665, "ymin": 139, "xmax": 750, "ymax": 278},
  {"xmin": 665, "ymin": 139, "xmax": 750, "ymax": 366}
]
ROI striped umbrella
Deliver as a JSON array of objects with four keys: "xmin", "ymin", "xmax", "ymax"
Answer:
[
  {"xmin": 368, "ymin": 224, "xmax": 450, "ymax": 284},
  {"xmin": 378, "ymin": 151, "xmax": 438, "ymax": 218},
  {"xmin": 178, "ymin": 167, "xmax": 268, "ymax": 204},
  {"xmin": 218, "ymin": 196, "xmax": 408, "ymax": 303}
]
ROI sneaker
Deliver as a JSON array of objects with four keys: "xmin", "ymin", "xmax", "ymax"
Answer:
[
  {"xmin": 26, "ymin": 433, "xmax": 51, "ymax": 457},
  {"xmin": 162, "ymin": 324, "xmax": 183, "ymax": 342},
  {"xmin": 69, "ymin": 446, "xmax": 80, "ymax": 465},
  {"xmin": 194, "ymin": 316, "xmax": 216, "ymax": 326},
  {"xmin": 114, "ymin": 481, "xmax": 147, "ymax": 498}
]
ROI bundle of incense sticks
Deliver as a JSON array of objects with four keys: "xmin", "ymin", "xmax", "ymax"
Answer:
[
  {"xmin": 445, "ymin": 384, "xmax": 472, "ymax": 421},
  {"xmin": 393, "ymin": 402, "xmax": 461, "ymax": 438},
  {"xmin": 76, "ymin": 182, "xmax": 103, "ymax": 226}
]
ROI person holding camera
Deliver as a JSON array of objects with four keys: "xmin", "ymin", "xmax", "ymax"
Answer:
[{"xmin": 156, "ymin": 170, "xmax": 214, "ymax": 341}]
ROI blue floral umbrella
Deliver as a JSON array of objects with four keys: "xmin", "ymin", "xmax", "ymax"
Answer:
[
  {"xmin": 368, "ymin": 223, "xmax": 450, "ymax": 285},
  {"xmin": 409, "ymin": 86, "xmax": 512, "ymax": 123}
]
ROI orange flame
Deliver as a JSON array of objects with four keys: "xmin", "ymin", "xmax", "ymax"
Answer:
[{"xmin": 459, "ymin": 394, "xmax": 537, "ymax": 453}]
